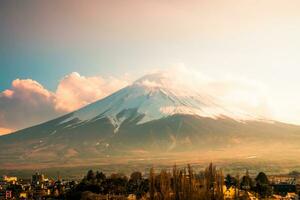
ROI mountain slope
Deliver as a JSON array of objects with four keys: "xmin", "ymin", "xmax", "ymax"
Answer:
[
  {"xmin": 52, "ymin": 72, "xmax": 261, "ymax": 129},
  {"xmin": 1, "ymin": 73, "xmax": 300, "ymax": 169}
]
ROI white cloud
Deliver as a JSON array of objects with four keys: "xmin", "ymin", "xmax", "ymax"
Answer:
[
  {"xmin": 142, "ymin": 65, "xmax": 272, "ymax": 120},
  {"xmin": 0, "ymin": 73, "xmax": 129, "ymax": 134}
]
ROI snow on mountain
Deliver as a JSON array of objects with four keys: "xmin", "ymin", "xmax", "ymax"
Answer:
[
  {"xmin": 1, "ymin": 72, "xmax": 299, "ymax": 169},
  {"xmin": 58, "ymin": 72, "xmax": 262, "ymax": 132}
]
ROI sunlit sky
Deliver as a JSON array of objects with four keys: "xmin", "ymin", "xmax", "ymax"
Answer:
[{"xmin": 1, "ymin": 0, "xmax": 300, "ymax": 134}]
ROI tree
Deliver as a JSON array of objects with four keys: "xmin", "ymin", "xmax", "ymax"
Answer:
[
  {"xmin": 86, "ymin": 170, "xmax": 95, "ymax": 182},
  {"xmin": 204, "ymin": 163, "xmax": 224, "ymax": 200},
  {"xmin": 240, "ymin": 170, "xmax": 253, "ymax": 191},
  {"xmin": 255, "ymin": 172, "xmax": 271, "ymax": 198},
  {"xmin": 109, "ymin": 173, "xmax": 128, "ymax": 195},
  {"xmin": 172, "ymin": 164, "xmax": 180, "ymax": 200},
  {"xmin": 159, "ymin": 169, "xmax": 172, "ymax": 200},
  {"xmin": 130, "ymin": 171, "xmax": 142, "ymax": 182},
  {"xmin": 95, "ymin": 171, "xmax": 106, "ymax": 183},
  {"xmin": 225, "ymin": 174, "xmax": 237, "ymax": 189},
  {"xmin": 127, "ymin": 171, "xmax": 147, "ymax": 198},
  {"xmin": 149, "ymin": 167, "xmax": 155, "ymax": 200}
]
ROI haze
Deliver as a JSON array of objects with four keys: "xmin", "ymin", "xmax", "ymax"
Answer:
[{"xmin": 1, "ymin": 0, "xmax": 300, "ymax": 134}]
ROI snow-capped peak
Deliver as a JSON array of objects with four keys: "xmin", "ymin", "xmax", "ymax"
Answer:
[
  {"xmin": 58, "ymin": 72, "xmax": 262, "ymax": 132},
  {"xmin": 133, "ymin": 73, "xmax": 170, "ymax": 88}
]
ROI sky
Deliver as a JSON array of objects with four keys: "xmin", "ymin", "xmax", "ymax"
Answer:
[{"xmin": 1, "ymin": 0, "xmax": 300, "ymax": 134}]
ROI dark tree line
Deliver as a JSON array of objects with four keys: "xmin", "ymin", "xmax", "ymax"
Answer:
[
  {"xmin": 66, "ymin": 163, "xmax": 225, "ymax": 200},
  {"xmin": 65, "ymin": 163, "xmax": 273, "ymax": 200},
  {"xmin": 224, "ymin": 170, "xmax": 272, "ymax": 199},
  {"xmin": 66, "ymin": 170, "xmax": 149, "ymax": 199},
  {"xmin": 148, "ymin": 163, "xmax": 224, "ymax": 200}
]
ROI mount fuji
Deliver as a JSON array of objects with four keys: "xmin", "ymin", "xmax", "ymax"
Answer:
[{"xmin": 1, "ymin": 72, "xmax": 300, "ymax": 169}]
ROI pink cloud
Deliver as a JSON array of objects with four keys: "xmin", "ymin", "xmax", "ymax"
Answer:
[
  {"xmin": 0, "ymin": 79, "xmax": 60, "ymax": 131},
  {"xmin": 0, "ymin": 127, "xmax": 14, "ymax": 136},
  {"xmin": 55, "ymin": 72, "xmax": 128, "ymax": 112},
  {"xmin": 0, "ymin": 73, "xmax": 129, "ymax": 133}
]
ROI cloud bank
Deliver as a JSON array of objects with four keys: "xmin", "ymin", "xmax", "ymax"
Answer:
[
  {"xmin": 139, "ymin": 66, "xmax": 272, "ymax": 121},
  {"xmin": 0, "ymin": 73, "xmax": 128, "ymax": 135}
]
